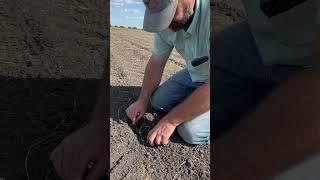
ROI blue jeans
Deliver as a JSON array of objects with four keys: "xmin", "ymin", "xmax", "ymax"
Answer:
[{"xmin": 150, "ymin": 69, "xmax": 210, "ymax": 144}]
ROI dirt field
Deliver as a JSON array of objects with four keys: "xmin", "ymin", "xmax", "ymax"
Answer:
[
  {"xmin": 211, "ymin": 0, "xmax": 246, "ymax": 34},
  {"xmin": 0, "ymin": 0, "xmax": 106, "ymax": 179}
]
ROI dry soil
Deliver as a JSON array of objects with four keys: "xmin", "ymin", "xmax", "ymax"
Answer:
[{"xmin": 0, "ymin": 0, "xmax": 106, "ymax": 179}]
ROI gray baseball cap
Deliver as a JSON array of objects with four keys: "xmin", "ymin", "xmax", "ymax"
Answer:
[{"xmin": 143, "ymin": 0, "xmax": 178, "ymax": 32}]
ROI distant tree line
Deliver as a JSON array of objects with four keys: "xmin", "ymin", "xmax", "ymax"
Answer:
[{"xmin": 111, "ymin": 25, "xmax": 141, "ymax": 30}]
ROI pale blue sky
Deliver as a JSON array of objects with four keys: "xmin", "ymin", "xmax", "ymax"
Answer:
[{"xmin": 110, "ymin": 0, "xmax": 145, "ymax": 29}]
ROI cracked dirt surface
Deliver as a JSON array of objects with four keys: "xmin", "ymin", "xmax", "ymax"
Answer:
[{"xmin": 110, "ymin": 27, "xmax": 210, "ymax": 180}]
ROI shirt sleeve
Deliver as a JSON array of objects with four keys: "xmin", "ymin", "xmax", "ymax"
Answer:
[{"xmin": 153, "ymin": 33, "xmax": 173, "ymax": 60}]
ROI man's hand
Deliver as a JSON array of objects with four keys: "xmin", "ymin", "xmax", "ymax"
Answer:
[
  {"xmin": 126, "ymin": 99, "xmax": 148, "ymax": 124},
  {"xmin": 50, "ymin": 123, "xmax": 107, "ymax": 180},
  {"xmin": 146, "ymin": 79, "xmax": 209, "ymax": 146},
  {"xmin": 147, "ymin": 119, "xmax": 177, "ymax": 146}
]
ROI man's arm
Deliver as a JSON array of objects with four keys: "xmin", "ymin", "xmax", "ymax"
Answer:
[
  {"xmin": 162, "ymin": 78, "xmax": 210, "ymax": 126},
  {"xmin": 147, "ymin": 77, "xmax": 210, "ymax": 146},
  {"xmin": 215, "ymin": 31, "xmax": 320, "ymax": 180},
  {"xmin": 126, "ymin": 54, "xmax": 167, "ymax": 123},
  {"xmin": 127, "ymin": 31, "xmax": 173, "ymax": 123},
  {"xmin": 51, "ymin": 68, "xmax": 107, "ymax": 180},
  {"xmin": 139, "ymin": 54, "xmax": 167, "ymax": 103}
]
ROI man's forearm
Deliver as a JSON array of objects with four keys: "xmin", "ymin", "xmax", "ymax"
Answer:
[
  {"xmin": 215, "ymin": 66, "xmax": 320, "ymax": 180},
  {"xmin": 162, "ymin": 80, "xmax": 210, "ymax": 126},
  {"xmin": 138, "ymin": 54, "xmax": 166, "ymax": 102}
]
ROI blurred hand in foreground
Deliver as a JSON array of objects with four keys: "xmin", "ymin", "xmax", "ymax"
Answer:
[{"xmin": 50, "ymin": 122, "xmax": 107, "ymax": 180}]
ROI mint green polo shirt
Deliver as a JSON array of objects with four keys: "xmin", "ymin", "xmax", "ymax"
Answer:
[
  {"xmin": 152, "ymin": 0, "xmax": 210, "ymax": 82},
  {"xmin": 244, "ymin": 0, "xmax": 320, "ymax": 66}
]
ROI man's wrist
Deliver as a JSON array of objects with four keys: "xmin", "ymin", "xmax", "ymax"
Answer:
[
  {"xmin": 138, "ymin": 94, "xmax": 150, "ymax": 104},
  {"xmin": 161, "ymin": 115, "xmax": 181, "ymax": 127}
]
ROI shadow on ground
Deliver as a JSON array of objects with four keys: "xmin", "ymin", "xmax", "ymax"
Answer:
[
  {"xmin": 110, "ymin": 86, "xmax": 195, "ymax": 147},
  {"xmin": 0, "ymin": 76, "xmax": 101, "ymax": 180}
]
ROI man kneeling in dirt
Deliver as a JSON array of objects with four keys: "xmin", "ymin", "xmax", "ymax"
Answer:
[{"xmin": 126, "ymin": 0, "xmax": 210, "ymax": 146}]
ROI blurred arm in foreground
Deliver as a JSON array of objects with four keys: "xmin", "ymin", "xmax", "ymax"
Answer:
[
  {"xmin": 50, "ymin": 68, "xmax": 107, "ymax": 180},
  {"xmin": 215, "ymin": 30, "xmax": 320, "ymax": 180}
]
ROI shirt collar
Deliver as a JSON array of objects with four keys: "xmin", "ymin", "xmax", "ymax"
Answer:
[{"xmin": 185, "ymin": 0, "xmax": 200, "ymax": 35}]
